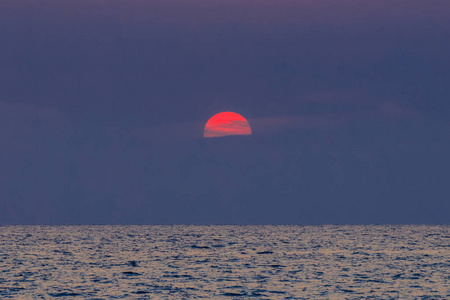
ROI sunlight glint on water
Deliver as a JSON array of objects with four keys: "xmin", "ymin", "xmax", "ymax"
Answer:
[{"xmin": 0, "ymin": 225, "xmax": 449, "ymax": 298}]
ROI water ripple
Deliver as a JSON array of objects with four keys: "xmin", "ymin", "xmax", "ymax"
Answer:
[{"xmin": 0, "ymin": 225, "xmax": 449, "ymax": 299}]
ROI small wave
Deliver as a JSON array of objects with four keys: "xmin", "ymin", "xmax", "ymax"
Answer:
[
  {"xmin": 48, "ymin": 292, "xmax": 81, "ymax": 297},
  {"xmin": 268, "ymin": 290, "xmax": 286, "ymax": 294},
  {"xmin": 191, "ymin": 245, "xmax": 210, "ymax": 249},
  {"xmin": 127, "ymin": 260, "xmax": 138, "ymax": 267},
  {"xmin": 257, "ymin": 251, "xmax": 273, "ymax": 254},
  {"xmin": 223, "ymin": 292, "xmax": 247, "ymax": 296},
  {"xmin": 122, "ymin": 271, "xmax": 141, "ymax": 276},
  {"xmin": 133, "ymin": 290, "xmax": 150, "ymax": 294}
]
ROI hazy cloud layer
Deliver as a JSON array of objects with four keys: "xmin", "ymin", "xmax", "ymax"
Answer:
[{"xmin": 0, "ymin": 0, "xmax": 449, "ymax": 224}]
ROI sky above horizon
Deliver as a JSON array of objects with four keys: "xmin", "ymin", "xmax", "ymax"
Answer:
[{"xmin": 1, "ymin": 0, "xmax": 449, "ymax": 224}]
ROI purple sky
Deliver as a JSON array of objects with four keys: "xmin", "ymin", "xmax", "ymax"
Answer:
[{"xmin": 1, "ymin": 0, "xmax": 449, "ymax": 224}]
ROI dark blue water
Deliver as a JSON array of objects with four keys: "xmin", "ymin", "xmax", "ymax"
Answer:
[{"xmin": 1, "ymin": 225, "xmax": 449, "ymax": 298}]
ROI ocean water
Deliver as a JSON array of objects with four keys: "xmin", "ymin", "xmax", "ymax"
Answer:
[{"xmin": 0, "ymin": 225, "xmax": 449, "ymax": 299}]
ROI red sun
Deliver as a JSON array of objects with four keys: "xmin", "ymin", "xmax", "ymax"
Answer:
[{"xmin": 204, "ymin": 112, "xmax": 252, "ymax": 138}]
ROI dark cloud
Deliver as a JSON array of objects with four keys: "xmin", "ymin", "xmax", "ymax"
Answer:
[
  {"xmin": 0, "ymin": 101, "xmax": 68, "ymax": 127},
  {"xmin": 0, "ymin": 101, "xmax": 71, "ymax": 151}
]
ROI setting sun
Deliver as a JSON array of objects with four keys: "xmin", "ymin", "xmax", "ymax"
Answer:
[{"xmin": 204, "ymin": 112, "xmax": 252, "ymax": 138}]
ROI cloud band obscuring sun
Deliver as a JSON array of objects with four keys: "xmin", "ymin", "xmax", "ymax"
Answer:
[{"xmin": 204, "ymin": 112, "xmax": 252, "ymax": 138}]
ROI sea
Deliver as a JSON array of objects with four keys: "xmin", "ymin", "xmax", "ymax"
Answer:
[{"xmin": 0, "ymin": 225, "xmax": 449, "ymax": 299}]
